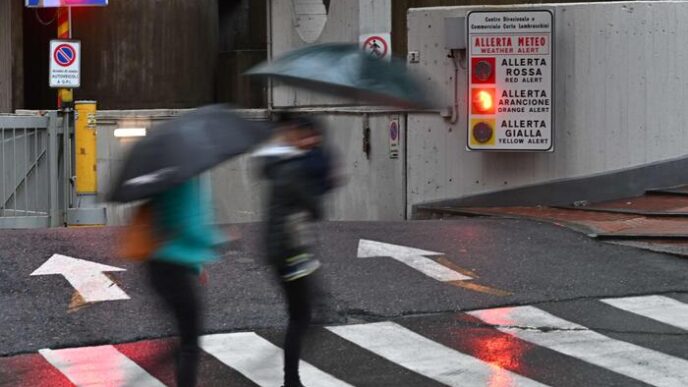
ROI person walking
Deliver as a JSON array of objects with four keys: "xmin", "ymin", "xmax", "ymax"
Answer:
[
  {"xmin": 145, "ymin": 177, "xmax": 226, "ymax": 387},
  {"xmin": 110, "ymin": 105, "xmax": 270, "ymax": 386},
  {"xmin": 257, "ymin": 115, "xmax": 337, "ymax": 387}
]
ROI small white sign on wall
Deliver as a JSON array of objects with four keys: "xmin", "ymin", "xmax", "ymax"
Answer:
[{"xmin": 49, "ymin": 40, "xmax": 81, "ymax": 88}]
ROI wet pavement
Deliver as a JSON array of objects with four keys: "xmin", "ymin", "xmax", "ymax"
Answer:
[
  {"xmin": 419, "ymin": 185, "xmax": 688, "ymax": 257},
  {"xmin": 0, "ymin": 219, "xmax": 687, "ymax": 386},
  {"xmin": 2, "ymin": 292, "xmax": 687, "ymax": 386}
]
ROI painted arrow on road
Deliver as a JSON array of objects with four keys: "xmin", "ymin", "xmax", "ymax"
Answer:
[
  {"xmin": 357, "ymin": 239, "xmax": 472, "ymax": 282},
  {"xmin": 31, "ymin": 254, "xmax": 130, "ymax": 303}
]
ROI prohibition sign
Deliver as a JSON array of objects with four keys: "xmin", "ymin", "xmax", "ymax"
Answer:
[
  {"xmin": 390, "ymin": 121, "xmax": 399, "ymax": 141},
  {"xmin": 54, "ymin": 44, "xmax": 76, "ymax": 67},
  {"xmin": 363, "ymin": 36, "xmax": 388, "ymax": 59}
]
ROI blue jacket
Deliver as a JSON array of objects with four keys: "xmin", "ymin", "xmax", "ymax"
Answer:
[{"xmin": 151, "ymin": 178, "xmax": 226, "ymax": 272}]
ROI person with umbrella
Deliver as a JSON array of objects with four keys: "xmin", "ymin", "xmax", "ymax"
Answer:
[
  {"xmin": 246, "ymin": 43, "xmax": 430, "ymax": 386},
  {"xmin": 144, "ymin": 177, "xmax": 225, "ymax": 386},
  {"xmin": 254, "ymin": 114, "xmax": 338, "ymax": 387},
  {"xmin": 110, "ymin": 105, "xmax": 272, "ymax": 387}
]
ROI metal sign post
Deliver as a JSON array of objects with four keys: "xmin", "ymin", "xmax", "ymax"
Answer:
[
  {"xmin": 25, "ymin": 0, "xmax": 108, "ymax": 227},
  {"xmin": 56, "ymin": 7, "xmax": 73, "ymax": 110}
]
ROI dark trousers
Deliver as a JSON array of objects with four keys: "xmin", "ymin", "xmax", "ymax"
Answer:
[
  {"xmin": 281, "ymin": 276, "xmax": 313, "ymax": 387},
  {"xmin": 148, "ymin": 260, "xmax": 201, "ymax": 387}
]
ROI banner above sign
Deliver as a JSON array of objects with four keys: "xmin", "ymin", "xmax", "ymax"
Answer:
[{"xmin": 26, "ymin": 0, "xmax": 108, "ymax": 8}]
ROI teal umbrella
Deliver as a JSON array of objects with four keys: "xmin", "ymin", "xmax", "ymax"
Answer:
[{"xmin": 246, "ymin": 43, "xmax": 432, "ymax": 109}]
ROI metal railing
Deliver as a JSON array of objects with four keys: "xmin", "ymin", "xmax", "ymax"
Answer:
[{"xmin": 0, "ymin": 113, "xmax": 62, "ymax": 228}]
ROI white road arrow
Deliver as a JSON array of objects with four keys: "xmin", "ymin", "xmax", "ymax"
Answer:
[
  {"xmin": 31, "ymin": 254, "xmax": 130, "ymax": 303},
  {"xmin": 357, "ymin": 239, "xmax": 472, "ymax": 282}
]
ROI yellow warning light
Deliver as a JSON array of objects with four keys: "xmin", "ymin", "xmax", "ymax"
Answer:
[{"xmin": 470, "ymin": 119, "xmax": 496, "ymax": 146}]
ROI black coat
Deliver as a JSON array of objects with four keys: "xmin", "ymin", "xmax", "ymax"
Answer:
[{"xmin": 261, "ymin": 145, "xmax": 327, "ymax": 268}]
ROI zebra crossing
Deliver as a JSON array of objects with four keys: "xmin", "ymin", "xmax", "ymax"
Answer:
[{"xmin": 3, "ymin": 292, "xmax": 687, "ymax": 387}]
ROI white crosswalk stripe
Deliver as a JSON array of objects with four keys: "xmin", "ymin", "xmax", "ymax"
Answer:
[
  {"xmin": 30, "ymin": 293, "xmax": 688, "ymax": 387},
  {"xmin": 200, "ymin": 331, "xmax": 353, "ymax": 387},
  {"xmin": 327, "ymin": 321, "xmax": 548, "ymax": 387},
  {"xmin": 39, "ymin": 345, "xmax": 165, "ymax": 387},
  {"xmin": 601, "ymin": 294, "xmax": 688, "ymax": 331},
  {"xmin": 469, "ymin": 305, "xmax": 688, "ymax": 387}
]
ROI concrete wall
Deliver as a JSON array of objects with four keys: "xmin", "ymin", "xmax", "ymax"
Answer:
[
  {"xmin": 94, "ymin": 108, "xmax": 405, "ymax": 225},
  {"xmin": 259, "ymin": 0, "xmax": 407, "ymax": 222},
  {"xmin": 406, "ymin": 2, "xmax": 688, "ymax": 211},
  {"xmin": 270, "ymin": 0, "xmax": 392, "ymax": 107}
]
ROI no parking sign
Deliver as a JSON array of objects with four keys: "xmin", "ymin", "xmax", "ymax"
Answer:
[{"xmin": 49, "ymin": 40, "xmax": 81, "ymax": 88}]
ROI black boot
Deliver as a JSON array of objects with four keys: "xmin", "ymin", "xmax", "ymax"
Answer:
[{"xmin": 177, "ymin": 350, "xmax": 200, "ymax": 387}]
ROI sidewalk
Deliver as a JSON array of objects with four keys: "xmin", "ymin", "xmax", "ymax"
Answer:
[{"xmin": 418, "ymin": 184, "xmax": 688, "ymax": 258}]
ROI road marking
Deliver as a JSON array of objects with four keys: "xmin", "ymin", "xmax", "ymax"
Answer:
[
  {"xmin": 327, "ymin": 321, "xmax": 547, "ymax": 386},
  {"xmin": 434, "ymin": 256, "xmax": 512, "ymax": 296},
  {"xmin": 449, "ymin": 280, "xmax": 513, "ymax": 296},
  {"xmin": 200, "ymin": 332, "xmax": 353, "ymax": 387},
  {"xmin": 601, "ymin": 295, "xmax": 688, "ymax": 330},
  {"xmin": 357, "ymin": 239, "xmax": 472, "ymax": 282},
  {"xmin": 31, "ymin": 254, "xmax": 129, "ymax": 303},
  {"xmin": 436, "ymin": 256, "xmax": 478, "ymax": 277},
  {"xmin": 39, "ymin": 345, "xmax": 165, "ymax": 387},
  {"xmin": 469, "ymin": 306, "xmax": 688, "ymax": 387}
]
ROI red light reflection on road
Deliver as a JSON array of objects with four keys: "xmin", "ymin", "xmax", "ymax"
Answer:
[
  {"xmin": 0, "ymin": 353, "xmax": 73, "ymax": 387},
  {"xmin": 453, "ymin": 310, "xmax": 536, "ymax": 387}
]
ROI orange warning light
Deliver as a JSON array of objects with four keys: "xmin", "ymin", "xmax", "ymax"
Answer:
[{"xmin": 471, "ymin": 88, "xmax": 496, "ymax": 114}]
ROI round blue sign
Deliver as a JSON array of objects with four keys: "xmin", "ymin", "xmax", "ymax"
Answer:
[{"xmin": 390, "ymin": 121, "xmax": 399, "ymax": 141}]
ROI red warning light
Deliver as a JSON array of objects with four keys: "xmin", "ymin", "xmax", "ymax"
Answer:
[
  {"xmin": 471, "ymin": 57, "xmax": 496, "ymax": 84},
  {"xmin": 471, "ymin": 88, "xmax": 496, "ymax": 114}
]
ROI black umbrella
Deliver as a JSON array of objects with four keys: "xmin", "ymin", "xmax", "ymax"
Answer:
[
  {"xmin": 245, "ymin": 43, "xmax": 433, "ymax": 109},
  {"xmin": 108, "ymin": 104, "xmax": 273, "ymax": 203}
]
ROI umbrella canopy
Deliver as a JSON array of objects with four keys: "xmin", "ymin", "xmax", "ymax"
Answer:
[
  {"xmin": 245, "ymin": 43, "xmax": 433, "ymax": 109},
  {"xmin": 108, "ymin": 104, "xmax": 273, "ymax": 203}
]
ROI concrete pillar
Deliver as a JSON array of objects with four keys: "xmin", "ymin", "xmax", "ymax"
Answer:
[{"xmin": 359, "ymin": 0, "xmax": 391, "ymax": 36}]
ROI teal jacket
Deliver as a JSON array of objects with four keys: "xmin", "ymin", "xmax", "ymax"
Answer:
[{"xmin": 151, "ymin": 178, "xmax": 226, "ymax": 272}]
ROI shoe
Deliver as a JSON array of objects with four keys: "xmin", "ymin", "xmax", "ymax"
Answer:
[{"xmin": 281, "ymin": 254, "xmax": 321, "ymax": 281}]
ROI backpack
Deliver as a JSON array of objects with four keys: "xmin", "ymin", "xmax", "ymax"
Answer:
[{"xmin": 118, "ymin": 202, "xmax": 159, "ymax": 262}]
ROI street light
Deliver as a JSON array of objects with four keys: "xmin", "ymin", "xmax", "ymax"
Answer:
[{"xmin": 114, "ymin": 128, "xmax": 147, "ymax": 138}]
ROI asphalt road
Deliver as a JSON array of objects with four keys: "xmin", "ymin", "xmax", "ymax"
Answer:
[{"xmin": 1, "ymin": 218, "xmax": 687, "ymax": 386}]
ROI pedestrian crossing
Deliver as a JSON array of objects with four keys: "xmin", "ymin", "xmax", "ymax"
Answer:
[
  {"xmin": 327, "ymin": 321, "xmax": 546, "ymax": 386},
  {"xmin": 200, "ymin": 332, "xmax": 353, "ymax": 387},
  {"xmin": 3, "ymin": 292, "xmax": 687, "ymax": 387},
  {"xmin": 468, "ymin": 305, "xmax": 688, "ymax": 387},
  {"xmin": 600, "ymin": 294, "xmax": 688, "ymax": 331},
  {"xmin": 39, "ymin": 345, "xmax": 166, "ymax": 387}
]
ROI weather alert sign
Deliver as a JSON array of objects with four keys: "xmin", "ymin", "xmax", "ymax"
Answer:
[
  {"xmin": 49, "ymin": 40, "xmax": 81, "ymax": 88},
  {"xmin": 467, "ymin": 10, "xmax": 553, "ymax": 151}
]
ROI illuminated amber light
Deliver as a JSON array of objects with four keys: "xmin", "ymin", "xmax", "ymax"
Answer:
[
  {"xmin": 476, "ymin": 91, "xmax": 493, "ymax": 110},
  {"xmin": 471, "ymin": 88, "xmax": 496, "ymax": 114}
]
